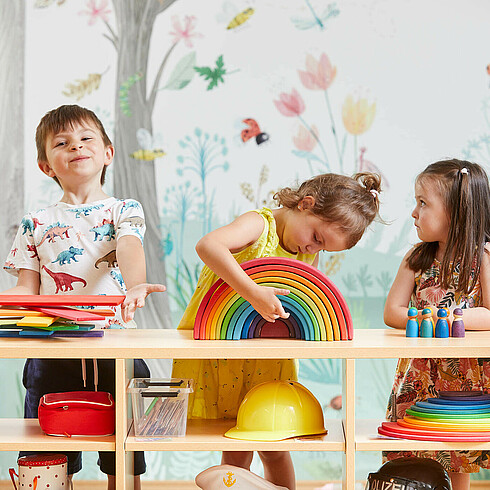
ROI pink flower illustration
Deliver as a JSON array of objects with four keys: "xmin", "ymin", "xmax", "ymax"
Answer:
[
  {"xmin": 293, "ymin": 123, "xmax": 318, "ymax": 152},
  {"xmin": 79, "ymin": 0, "xmax": 111, "ymax": 25},
  {"xmin": 170, "ymin": 15, "xmax": 203, "ymax": 48},
  {"xmin": 274, "ymin": 89, "xmax": 305, "ymax": 117},
  {"xmin": 298, "ymin": 53, "xmax": 337, "ymax": 91}
]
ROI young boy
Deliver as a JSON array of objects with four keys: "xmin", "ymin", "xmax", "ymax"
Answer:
[{"xmin": 2, "ymin": 104, "xmax": 165, "ymax": 490}]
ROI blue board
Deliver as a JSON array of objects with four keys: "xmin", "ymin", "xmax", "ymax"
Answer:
[
  {"xmin": 427, "ymin": 397, "xmax": 490, "ymax": 406},
  {"xmin": 417, "ymin": 400, "xmax": 490, "ymax": 410}
]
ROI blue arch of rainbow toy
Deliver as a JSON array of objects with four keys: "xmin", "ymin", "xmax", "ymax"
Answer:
[
  {"xmin": 228, "ymin": 297, "xmax": 313, "ymax": 340},
  {"xmin": 224, "ymin": 289, "xmax": 317, "ymax": 341}
]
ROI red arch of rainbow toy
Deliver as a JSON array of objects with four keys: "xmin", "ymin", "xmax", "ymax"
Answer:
[{"xmin": 193, "ymin": 257, "xmax": 353, "ymax": 341}]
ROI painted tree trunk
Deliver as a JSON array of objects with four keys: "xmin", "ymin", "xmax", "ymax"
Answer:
[
  {"xmin": 112, "ymin": 0, "xmax": 177, "ymax": 332},
  {"xmin": 0, "ymin": 1, "xmax": 25, "ymax": 290}
]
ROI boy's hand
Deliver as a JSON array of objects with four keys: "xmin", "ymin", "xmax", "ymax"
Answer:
[
  {"xmin": 248, "ymin": 285, "xmax": 290, "ymax": 323},
  {"xmin": 121, "ymin": 283, "xmax": 166, "ymax": 322}
]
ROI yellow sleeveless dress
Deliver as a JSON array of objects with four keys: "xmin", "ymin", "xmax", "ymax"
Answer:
[{"xmin": 172, "ymin": 207, "xmax": 316, "ymax": 419}]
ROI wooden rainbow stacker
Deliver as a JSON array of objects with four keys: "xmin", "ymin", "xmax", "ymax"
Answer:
[{"xmin": 193, "ymin": 257, "xmax": 353, "ymax": 341}]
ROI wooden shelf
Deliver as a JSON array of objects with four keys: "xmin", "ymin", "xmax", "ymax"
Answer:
[
  {"xmin": 0, "ymin": 328, "xmax": 489, "ymax": 359},
  {"xmin": 126, "ymin": 418, "xmax": 344, "ymax": 451},
  {"xmin": 0, "ymin": 419, "xmax": 115, "ymax": 451},
  {"xmin": 1, "ymin": 328, "xmax": 489, "ymax": 489},
  {"xmin": 356, "ymin": 419, "xmax": 490, "ymax": 451}
]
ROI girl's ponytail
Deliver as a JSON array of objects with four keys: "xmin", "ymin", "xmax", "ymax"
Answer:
[{"xmin": 354, "ymin": 172, "xmax": 382, "ymax": 213}]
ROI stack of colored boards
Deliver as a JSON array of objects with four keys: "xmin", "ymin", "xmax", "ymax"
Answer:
[
  {"xmin": 379, "ymin": 391, "xmax": 490, "ymax": 441},
  {"xmin": 193, "ymin": 257, "xmax": 353, "ymax": 341},
  {"xmin": 0, "ymin": 295, "xmax": 124, "ymax": 338}
]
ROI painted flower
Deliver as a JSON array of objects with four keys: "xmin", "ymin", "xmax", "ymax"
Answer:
[
  {"xmin": 170, "ymin": 15, "xmax": 203, "ymax": 48},
  {"xmin": 342, "ymin": 95, "xmax": 376, "ymax": 135},
  {"xmin": 274, "ymin": 89, "xmax": 305, "ymax": 117},
  {"xmin": 298, "ymin": 53, "xmax": 337, "ymax": 91},
  {"xmin": 293, "ymin": 123, "xmax": 318, "ymax": 152},
  {"xmin": 79, "ymin": 0, "xmax": 111, "ymax": 25}
]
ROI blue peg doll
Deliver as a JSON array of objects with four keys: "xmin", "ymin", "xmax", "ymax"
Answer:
[
  {"xmin": 420, "ymin": 307, "xmax": 434, "ymax": 338},
  {"xmin": 435, "ymin": 308, "xmax": 449, "ymax": 338},
  {"xmin": 406, "ymin": 307, "xmax": 419, "ymax": 337}
]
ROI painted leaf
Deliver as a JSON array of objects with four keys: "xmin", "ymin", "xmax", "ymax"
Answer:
[
  {"xmin": 194, "ymin": 55, "xmax": 227, "ymax": 90},
  {"xmin": 163, "ymin": 51, "xmax": 197, "ymax": 90},
  {"xmin": 35, "ymin": 0, "xmax": 65, "ymax": 8},
  {"xmin": 62, "ymin": 73, "xmax": 102, "ymax": 101},
  {"xmin": 118, "ymin": 72, "xmax": 143, "ymax": 117}
]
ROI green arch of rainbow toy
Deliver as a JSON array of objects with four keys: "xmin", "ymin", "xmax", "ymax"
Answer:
[{"xmin": 194, "ymin": 257, "xmax": 353, "ymax": 341}]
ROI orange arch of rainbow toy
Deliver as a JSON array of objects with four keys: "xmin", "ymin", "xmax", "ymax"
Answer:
[{"xmin": 194, "ymin": 257, "xmax": 353, "ymax": 341}]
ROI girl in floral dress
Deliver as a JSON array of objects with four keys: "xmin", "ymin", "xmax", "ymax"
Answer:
[
  {"xmin": 384, "ymin": 159, "xmax": 490, "ymax": 490},
  {"xmin": 173, "ymin": 173, "xmax": 382, "ymax": 489}
]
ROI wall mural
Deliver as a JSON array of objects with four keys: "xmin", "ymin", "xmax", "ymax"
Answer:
[{"xmin": 1, "ymin": 0, "xmax": 490, "ymax": 483}]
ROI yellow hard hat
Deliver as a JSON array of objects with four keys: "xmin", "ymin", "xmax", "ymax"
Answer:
[{"xmin": 224, "ymin": 380, "xmax": 326, "ymax": 441}]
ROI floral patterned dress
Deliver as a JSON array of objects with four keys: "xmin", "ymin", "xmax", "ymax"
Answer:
[
  {"xmin": 384, "ymin": 257, "xmax": 490, "ymax": 472},
  {"xmin": 172, "ymin": 207, "xmax": 316, "ymax": 419}
]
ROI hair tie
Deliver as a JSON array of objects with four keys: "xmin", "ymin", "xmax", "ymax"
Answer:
[
  {"xmin": 369, "ymin": 189, "xmax": 379, "ymax": 199},
  {"xmin": 460, "ymin": 167, "xmax": 469, "ymax": 175}
]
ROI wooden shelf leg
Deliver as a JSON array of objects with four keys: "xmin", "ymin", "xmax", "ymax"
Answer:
[
  {"xmin": 115, "ymin": 358, "xmax": 134, "ymax": 490},
  {"xmin": 342, "ymin": 358, "xmax": 355, "ymax": 490}
]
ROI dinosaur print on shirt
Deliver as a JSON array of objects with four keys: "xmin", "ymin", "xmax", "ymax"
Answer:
[
  {"xmin": 42, "ymin": 265, "xmax": 87, "ymax": 293},
  {"xmin": 38, "ymin": 223, "xmax": 73, "ymax": 246},
  {"xmin": 4, "ymin": 197, "xmax": 146, "ymax": 329}
]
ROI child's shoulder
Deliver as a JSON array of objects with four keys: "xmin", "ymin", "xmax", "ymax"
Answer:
[
  {"xmin": 248, "ymin": 206, "xmax": 275, "ymax": 224},
  {"xmin": 110, "ymin": 197, "xmax": 144, "ymax": 214},
  {"xmin": 234, "ymin": 208, "xmax": 272, "ymax": 231},
  {"xmin": 22, "ymin": 202, "xmax": 59, "ymax": 221}
]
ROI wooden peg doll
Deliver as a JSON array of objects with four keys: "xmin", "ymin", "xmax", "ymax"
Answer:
[
  {"xmin": 420, "ymin": 307, "xmax": 434, "ymax": 338},
  {"xmin": 452, "ymin": 308, "xmax": 465, "ymax": 337},
  {"xmin": 406, "ymin": 307, "xmax": 419, "ymax": 337},
  {"xmin": 435, "ymin": 308, "xmax": 449, "ymax": 338}
]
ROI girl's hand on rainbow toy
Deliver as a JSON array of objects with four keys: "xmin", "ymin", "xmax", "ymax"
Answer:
[
  {"xmin": 248, "ymin": 284, "xmax": 290, "ymax": 323},
  {"xmin": 122, "ymin": 283, "xmax": 166, "ymax": 322}
]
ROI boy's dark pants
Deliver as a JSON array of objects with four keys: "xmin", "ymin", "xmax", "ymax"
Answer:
[{"xmin": 20, "ymin": 358, "xmax": 150, "ymax": 475}]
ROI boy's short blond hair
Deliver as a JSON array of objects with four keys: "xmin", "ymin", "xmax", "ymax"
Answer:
[{"xmin": 36, "ymin": 105, "xmax": 112, "ymax": 186}]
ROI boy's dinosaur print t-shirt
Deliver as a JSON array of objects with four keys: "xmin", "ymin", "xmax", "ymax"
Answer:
[{"xmin": 4, "ymin": 197, "xmax": 145, "ymax": 328}]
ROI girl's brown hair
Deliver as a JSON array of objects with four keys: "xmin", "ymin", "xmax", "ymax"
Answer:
[
  {"xmin": 274, "ymin": 172, "xmax": 382, "ymax": 248},
  {"xmin": 407, "ymin": 159, "xmax": 490, "ymax": 294},
  {"xmin": 36, "ymin": 105, "xmax": 112, "ymax": 186}
]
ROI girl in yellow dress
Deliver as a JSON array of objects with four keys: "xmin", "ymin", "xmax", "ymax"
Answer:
[{"xmin": 173, "ymin": 172, "xmax": 382, "ymax": 489}]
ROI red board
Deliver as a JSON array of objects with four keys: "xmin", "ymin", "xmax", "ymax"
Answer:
[
  {"xmin": 378, "ymin": 422, "xmax": 490, "ymax": 442},
  {"xmin": 0, "ymin": 295, "xmax": 124, "ymax": 307},
  {"xmin": 30, "ymin": 307, "xmax": 106, "ymax": 321}
]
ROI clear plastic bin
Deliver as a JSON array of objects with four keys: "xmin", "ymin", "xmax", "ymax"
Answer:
[{"xmin": 128, "ymin": 378, "xmax": 193, "ymax": 438}]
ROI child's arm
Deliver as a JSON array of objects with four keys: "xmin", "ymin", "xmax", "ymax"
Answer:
[
  {"xmin": 383, "ymin": 250, "xmax": 416, "ymax": 329},
  {"xmin": 196, "ymin": 211, "xmax": 290, "ymax": 323},
  {"xmin": 0, "ymin": 269, "xmax": 40, "ymax": 295},
  {"xmin": 116, "ymin": 235, "xmax": 166, "ymax": 322},
  {"xmin": 458, "ymin": 245, "xmax": 490, "ymax": 330}
]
